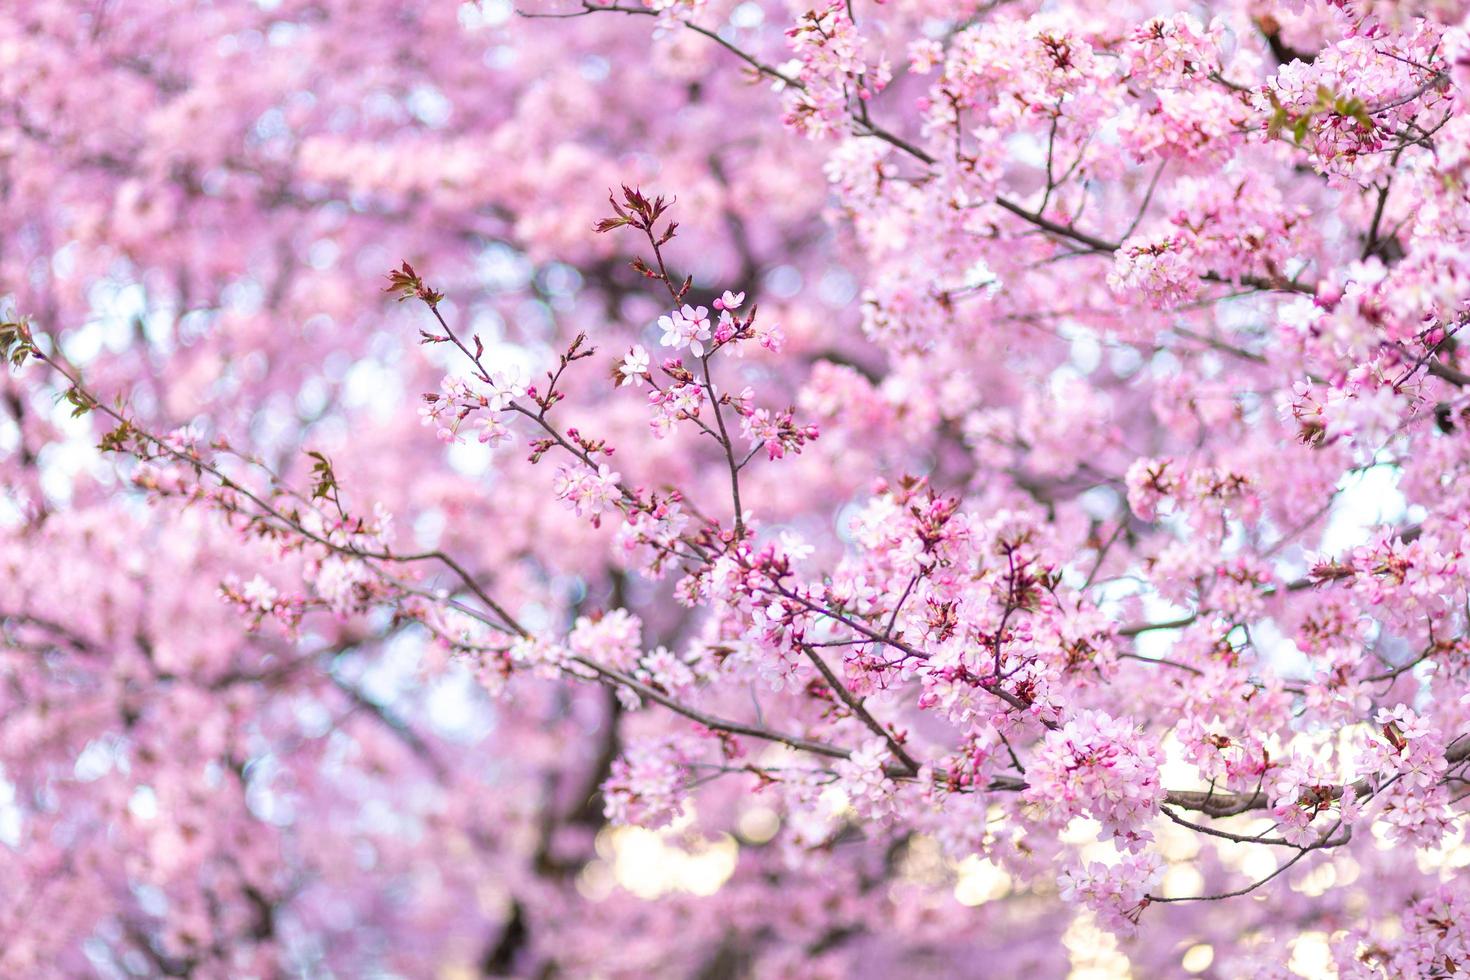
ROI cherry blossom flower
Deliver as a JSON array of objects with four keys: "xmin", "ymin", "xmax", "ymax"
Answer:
[
  {"xmin": 552, "ymin": 463, "xmax": 622, "ymax": 524},
  {"xmin": 619, "ymin": 344, "xmax": 650, "ymax": 386},
  {"xmin": 240, "ymin": 575, "xmax": 279, "ymax": 612}
]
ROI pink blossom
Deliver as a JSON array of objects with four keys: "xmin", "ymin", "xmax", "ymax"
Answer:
[
  {"xmin": 552, "ymin": 463, "xmax": 622, "ymax": 524},
  {"xmin": 1025, "ymin": 710, "xmax": 1164, "ymax": 845},
  {"xmin": 619, "ymin": 344, "xmax": 650, "ymax": 386}
]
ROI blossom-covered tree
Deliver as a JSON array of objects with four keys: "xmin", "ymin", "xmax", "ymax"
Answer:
[{"xmin": 5, "ymin": 0, "xmax": 1470, "ymax": 975}]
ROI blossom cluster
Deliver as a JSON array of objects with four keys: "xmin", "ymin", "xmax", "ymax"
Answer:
[
  {"xmin": 1025, "ymin": 710, "xmax": 1165, "ymax": 847},
  {"xmin": 8, "ymin": 0, "xmax": 1470, "ymax": 974}
]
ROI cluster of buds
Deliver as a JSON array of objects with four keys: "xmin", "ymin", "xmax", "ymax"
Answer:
[{"xmin": 384, "ymin": 261, "xmax": 445, "ymax": 306}]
